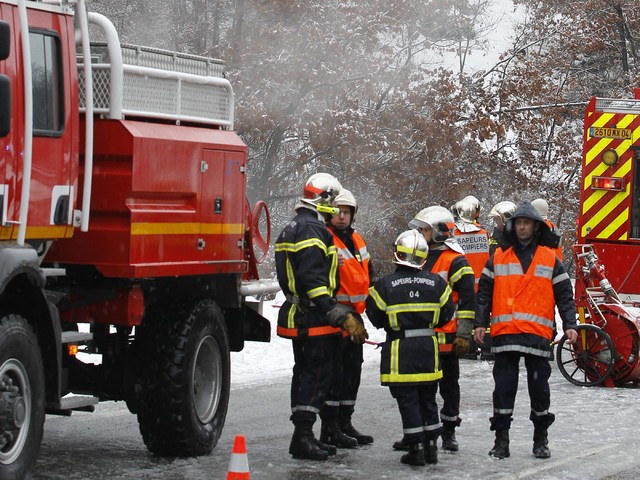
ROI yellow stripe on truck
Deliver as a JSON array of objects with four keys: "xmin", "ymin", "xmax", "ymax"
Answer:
[{"xmin": 131, "ymin": 223, "xmax": 245, "ymax": 235}]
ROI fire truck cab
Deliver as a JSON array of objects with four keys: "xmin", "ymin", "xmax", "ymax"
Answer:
[
  {"xmin": 0, "ymin": 1, "xmax": 275, "ymax": 478},
  {"xmin": 577, "ymin": 88, "xmax": 640, "ymax": 304}
]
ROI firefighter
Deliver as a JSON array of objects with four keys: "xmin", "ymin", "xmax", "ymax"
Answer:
[
  {"xmin": 531, "ymin": 198, "xmax": 563, "ymax": 261},
  {"xmin": 452, "ymin": 195, "xmax": 490, "ymax": 290},
  {"xmin": 321, "ymin": 189, "xmax": 374, "ymax": 447},
  {"xmin": 366, "ymin": 229, "xmax": 455, "ymax": 466},
  {"xmin": 474, "ymin": 200, "xmax": 517, "ymax": 361},
  {"xmin": 275, "ymin": 173, "xmax": 369, "ymax": 461},
  {"xmin": 488, "ymin": 201, "xmax": 517, "ymax": 255},
  {"xmin": 473, "ymin": 200, "xmax": 578, "ymax": 460},
  {"xmin": 390, "ymin": 206, "xmax": 475, "ymax": 453}
]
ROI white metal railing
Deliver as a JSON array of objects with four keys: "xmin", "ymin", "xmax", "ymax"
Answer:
[
  {"xmin": 12, "ymin": 1, "xmax": 233, "ymax": 242},
  {"xmin": 77, "ymin": 15, "xmax": 234, "ymax": 128},
  {"xmin": 595, "ymin": 97, "xmax": 640, "ymax": 114},
  {"xmin": 240, "ymin": 279, "xmax": 281, "ymax": 297},
  {"xmin": 17, "ymin": 0, "xmax": 33, "ymax": 246},
  {"xmin": 77, "ymin": 0, "xmax": 93, "ymax": 232}
]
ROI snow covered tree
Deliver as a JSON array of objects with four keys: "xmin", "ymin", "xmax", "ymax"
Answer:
[{"xmin": 85, "ymin": 0, "xmax": 640, "ymax": 272}]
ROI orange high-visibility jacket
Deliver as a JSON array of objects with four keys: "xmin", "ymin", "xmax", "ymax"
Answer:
[
  {"xmin": 491, "ymin": 246, "xmax": 556, "ymax": 341},
  {"xmin": 330, "ymin": 230, "xmax": 370, "ymax": 314},
  {"xmin": 428, "ymin": 249, "xmax": 475, "ymax": 353}
]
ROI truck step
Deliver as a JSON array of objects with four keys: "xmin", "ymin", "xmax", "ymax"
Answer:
[
  {"xmin": 61, "ymin": 331, "xmax": 93, "ymax": 344},
  {"xmin": 41, "ymin": 267, "xmax": 66, "ymax": 277},
  {"xmin": 60, "ymin": 395, "xmax": 99, "ymax": 410},
  {"xmin": 47, "ymin": 395, "xmax": 99, "ymax": 416}
]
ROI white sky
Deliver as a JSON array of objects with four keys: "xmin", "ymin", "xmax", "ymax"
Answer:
[{"xmin": 438, "ymin": 0, "xmax": 525, "ymax": 73}]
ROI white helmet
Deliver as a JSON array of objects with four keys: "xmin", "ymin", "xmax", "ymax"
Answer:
[
  {"xmin": 455, "ymin": 195, "xmax": 481, "ymax": 223},
  {"xmin": 531, "ymin": 198, "xmax": 549, "ymax": 220},
  {"xmin": 334, "ymin": 188, "xmax": 357, "ymax": 214},
  {"xmin": 408, "ymin": 206, "xmax": 455, "ymax": 243},
  {"xmin": 393, "ymin": 229, "xmax": 428, "ymax": 269},
  {"xmin": 488, "ymin": 201, "xmax": 517, "ymax": 223},
  {"xmin": 301, "ymin": 173, "xmax": 342, "ymax": 214},
  {"xmin": 450, "ymin": 203, "xmax": 459, "ymax": 221}
]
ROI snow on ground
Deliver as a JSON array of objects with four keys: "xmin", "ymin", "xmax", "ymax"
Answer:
[
  {"xmin": 231, "ymin": 291, "xmax": 640, "ymax": 480},
  {"xmin": 230, "ymin": 291, "xmax": 388, "ymax": 389},
  {"xmin": 231, "ymin": 291, "xmax": 568, "ymax": 389}
]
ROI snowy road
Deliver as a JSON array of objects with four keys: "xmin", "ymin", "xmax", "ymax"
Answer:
[
  {"xmin": 33, "ymin": 354, "xmax": 640, "ymax": 479},
  {"xmin": 32, "ymin": 296, "xmax": 640, "ymax": 479}
]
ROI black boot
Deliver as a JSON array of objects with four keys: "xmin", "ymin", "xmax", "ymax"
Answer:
[
  {"xmin": 425, "ymin": 438, "xmax": 438, "ymax": 464},
  {"xmin": 489, "ymin": 430, "xmax": 510, "ymax": 459},
  {"xmin": 320, "ymin": 418, "xmax": 358, "ymax": 448},
  {"xmin": 400, "ymin": 442, "xmax": 426, "ymax": 466},
  {"xmin": 340, "ymin": 412, "xmax": 374, "ymax": 445},
  {"xmin": 392, "ymin": 438, "xmax": 410, "ymax": 451},
  {"xmin": 533, "ymin": 428, "xmax": 551, "ymax": 458},
  {"xmin": 313, "ymin": 438, "xmax": 337, "ymax": 456},
  {"xmin": 441, "ymin": 425, "xmax": 458, "ymax": 452},
  {"xmin": 289, "ymin": 423, "xmax": 329, "ymax": 461}
]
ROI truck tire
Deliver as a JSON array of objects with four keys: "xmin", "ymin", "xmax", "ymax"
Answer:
[
  {"xmin": 135, "ymin": 300, "xmax": 230, "ymax": 456},
  {"xmin": 0, "ymin": 315, "xmax": 45, "ymax": 480}
]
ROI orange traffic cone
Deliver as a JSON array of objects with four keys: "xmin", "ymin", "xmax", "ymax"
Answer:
[{"xmin": 227, "ymin": 434, "xmax": 250, "ymax": 480}]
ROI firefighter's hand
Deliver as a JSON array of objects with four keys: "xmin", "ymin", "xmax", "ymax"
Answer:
[
  {"xmin": 337, "ymin": 253, "xmax": 345, "ymax": 266},
  {"xmin": 326, "ymin": 304, "xmax": 354, "ymax": 326},
  {"xmin": 453, "ymin": 336, "xmax": 470, "ymax": 358},
  {"xmin": 564, "ymin": 328, "xmax": 578, "ymax": 345},
  {"xmin": 343, "ymin": 314, "xmax": 369, "ymax": 344},
  {"xmin": 474, "ymin": 327, "xmax": 486, "ymax": 345}
]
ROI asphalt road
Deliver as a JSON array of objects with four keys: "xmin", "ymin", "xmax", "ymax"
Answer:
[{"xmin": 32, "ymin": 358, "xmax": 640, "ymax": 479}]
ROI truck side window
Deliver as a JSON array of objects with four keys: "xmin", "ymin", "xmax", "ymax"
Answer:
[{"xmin": 29, "ymin": 31, "xmax": 63, "ymax": 134}]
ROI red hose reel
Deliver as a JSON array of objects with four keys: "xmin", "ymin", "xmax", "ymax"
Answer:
[{"xmin": 557, "ymin": 244, "xmax": 640, "ymax": 387}]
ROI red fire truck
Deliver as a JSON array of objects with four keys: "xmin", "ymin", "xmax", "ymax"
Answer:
[
  {"xmin": 0, "ymin": 1, "xmax": 276, "ymax": 478},
  {"xmin": 555, "ymin": 88, "xmax": 640, "ymax": 388},
  {"xmin": 576, "ymin": 88, "xmax": 640, "ymax": 303}
]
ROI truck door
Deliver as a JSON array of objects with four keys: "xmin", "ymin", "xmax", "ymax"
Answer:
[
  {"xmin": 27, "ymin": 17, "xmax": 77, "ymax": 239},
  {"xmin": 0, "ymin": 8, "xmax": 77, "ymax": 243},
  {"xmin": 201, "ymin": 148, "xmax": 245, "ymax": 264},
  {"xmin": 0, "ymin": 9, "xmax": 15, "ymax": 239}
]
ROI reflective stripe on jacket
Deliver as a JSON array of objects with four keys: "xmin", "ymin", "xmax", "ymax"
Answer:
[
  {"xmin": 330, "ymin": 229, "xmax": 370, "ymax": 314},
  {"xmin": 366, "ymin": 267, "xmax": 455, "ymax": 386},
  {"xmin": 491, "ymin": 246, "xmax": 556, "ymax": 341},
  {"xmin": 275, "ymin": 207, "xmax": 342, "ymax": 339},
  {"xmin": 277, "ymin": 325, "xmax": 342, "ymax": 337},
  {"xmin": 428, "ymin": 248, "xmax": 475, "ymax": 352}
]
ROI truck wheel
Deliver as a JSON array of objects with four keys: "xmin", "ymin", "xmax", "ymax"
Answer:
[
  {"xmin": 136, "ymin": 300, "xmax": 230, "ymax": 456},
  {"xmin": 0, "ymin": 315, "xmax": 45, "ymax": 480}
]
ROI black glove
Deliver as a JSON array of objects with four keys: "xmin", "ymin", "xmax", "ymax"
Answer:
[
  {"xmin": 453, "ymin": 336, "xmax": 470, "ymax": 358},
  {"xmin": 326, "ymin": 304, "xmax": 355, "ymax": 327}
]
